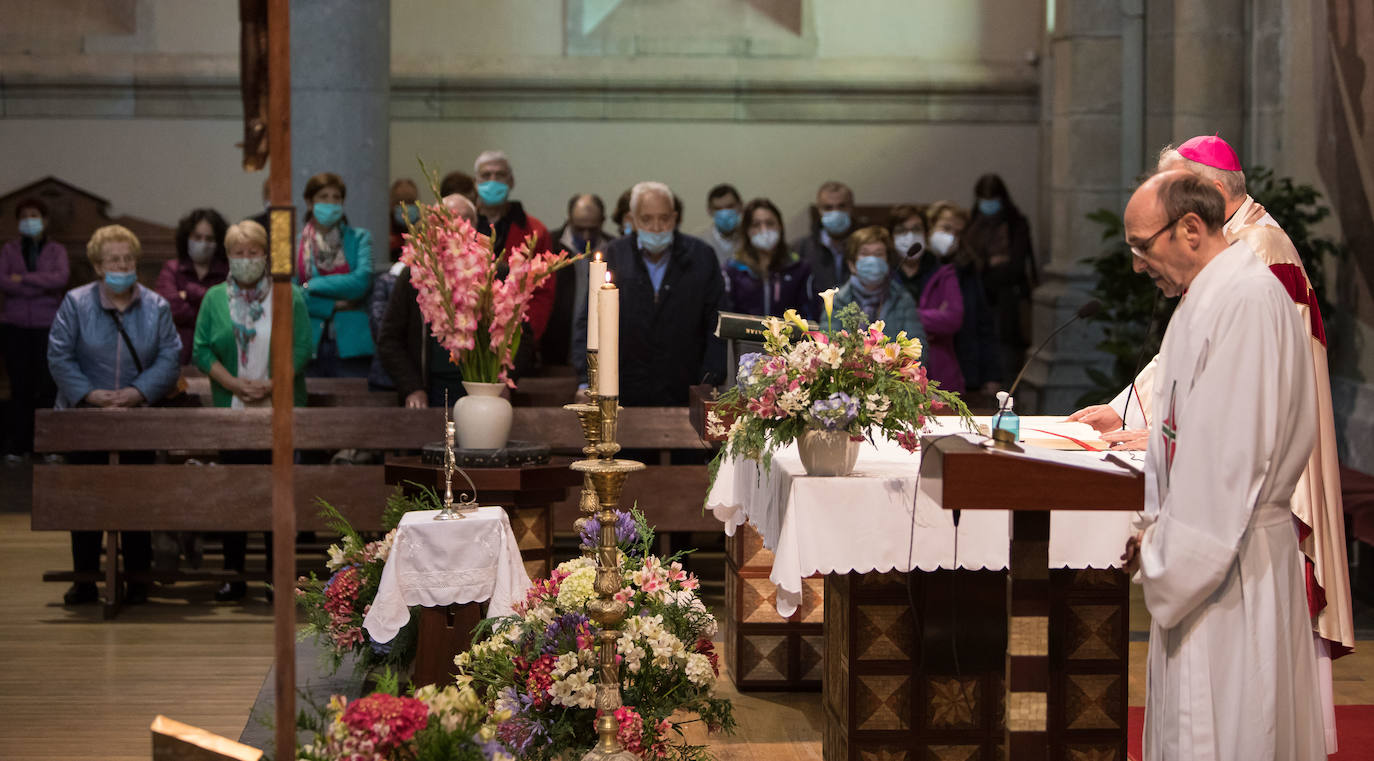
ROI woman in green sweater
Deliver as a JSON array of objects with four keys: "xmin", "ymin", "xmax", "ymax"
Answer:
[{"xmin": 192, "ymin": 219, "xmax": 310, "ymax": 600}]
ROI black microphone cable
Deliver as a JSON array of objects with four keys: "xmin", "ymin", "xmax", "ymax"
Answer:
[{"xmin": 1117, "ymin": 292, "xmax": 1163, "ymax": 431}]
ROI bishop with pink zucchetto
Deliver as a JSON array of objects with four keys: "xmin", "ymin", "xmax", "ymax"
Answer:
[{"xmin": 1070, "ymin": 133, "xmax": 1354, "ymax": 756}]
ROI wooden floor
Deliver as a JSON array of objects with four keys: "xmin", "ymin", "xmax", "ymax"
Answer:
[{"xmin": 3, "ymin": 511, "xmax": 1371, "ymax": 761}]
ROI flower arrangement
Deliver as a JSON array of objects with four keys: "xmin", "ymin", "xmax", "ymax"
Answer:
[
  {"xmin": 296, "ymin": 487, "xmax": 447, "ymax": 675},
  {"xmin": 455, "ymin": 509, "xmax": 735, "ymax": 760},
  {"xmin": 398, "ymin": 167, "xmax": 582, "ymax": 386},
  {"xmin": 707, "ymin": 295, "xmax": 971, "ymax": 476},
  {"xmin": 297, "ymin": 670, "xmax": 511, "ymax": 761}
]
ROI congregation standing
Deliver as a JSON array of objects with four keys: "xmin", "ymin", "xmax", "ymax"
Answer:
[{"xmin": 2, "ymin": 153, "xmax": 1035, "ymax": 609}]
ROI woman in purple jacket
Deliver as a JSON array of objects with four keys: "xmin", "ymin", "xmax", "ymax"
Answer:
[
  {"xmin": 722, "ymin": 198, "xmax": 814, "ymax": 319},
  {"xmin": 0, "ymin": 198, "xmax": 69, "ymax": 462},
  {"xmin": 155, "ymin": 208, "xmax": 229, "ymax": 364},
  {"xmin": 891, "ymin": 203, "xmax": 966, "ymax": 392}
]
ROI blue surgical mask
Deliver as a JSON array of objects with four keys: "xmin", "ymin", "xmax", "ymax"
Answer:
[
  {"xmin": 622, "ymin": 221, "xmax": 634, "ymax": 236},
  {"xmin": 750, "ymin": 229, "xmax": 780, "ymax": 251},
  {"xmin": 637, "ymin": 228, "xmax": 673, "ymax": 254},
  {"xmin": 104, "ymin": 271, "xmax": 137, "ymax": 294},
  {"xmin": 313, "ymin": 202, "xmax": 344, "ymax": 227},
  {"xmin": 477, "ymin": 181, "xmax": 510, "ymax": 206},
  {"xmin": 977, "ymin": 198, "xmax": 1003, "ymax": 216},
  {"xmin": 713, "ymin": 208, "xmax": 741, "ymax": 234},
  {"xmin": 821, "ymin": 209, "xmax": 851, "ymax": 235},
  {"xmin": 18, "ymin": 218, "xmax": 43, "ymax": 238},
  {"xmin": 393, "ymin": 204, "xmax": 419, "ymax": 227},
  {"xmin": 855, "ymin": 256, "xmax": 889, "ymax": 288}
]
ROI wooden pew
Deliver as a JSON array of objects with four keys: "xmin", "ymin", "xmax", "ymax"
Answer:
[
  {"xmin": 182, "ymin": 376, "xmax": 396, "ymax": 408},
  {"xmin": 32, "ymin": 405, "xmax": 715, "ymax": 616}
]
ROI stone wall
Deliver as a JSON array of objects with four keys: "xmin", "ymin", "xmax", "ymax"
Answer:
[{"xmin": 0, "ymin": 0, "xmax": 1045, "ymax": 248}]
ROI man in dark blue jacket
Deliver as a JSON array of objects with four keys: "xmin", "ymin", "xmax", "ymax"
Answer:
[{"xmin": 573, "ymin": 181, "xmax": 726, "ymax": 406}]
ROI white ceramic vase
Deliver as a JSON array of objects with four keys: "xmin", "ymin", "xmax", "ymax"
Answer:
[
  {"xmin": 796, "ymin": 428, "xmax": 860, "ymax": 476},
  {"xmin": 453, "ymin": 381, "xmax": 513, "ymax": 450}
]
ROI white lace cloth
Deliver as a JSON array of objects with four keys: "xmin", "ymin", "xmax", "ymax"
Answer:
[
  {"xmin": 706, "ymin": 419, "xmax": 1136, "ymax": 618},
  {"xmin": 363, "ymin": 507, "xmax": 531, "ymax": 643}
]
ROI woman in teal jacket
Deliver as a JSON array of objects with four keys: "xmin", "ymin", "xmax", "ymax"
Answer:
[
  {"xmin": 294, "ymin": 171, "xmax": 374, "ymax": 377},
  {"xmin": 193, "ymin": 219, "xmax": 310, "ymax": 600}
]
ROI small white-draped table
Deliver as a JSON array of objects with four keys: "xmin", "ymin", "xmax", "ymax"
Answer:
[
  {"xmin": 363, "ymin": 507, "xmax": 531, "ymax": 685},
  {"xmin": 706, "ymin": 419, "xmax": 1139, "ymax": 760}
]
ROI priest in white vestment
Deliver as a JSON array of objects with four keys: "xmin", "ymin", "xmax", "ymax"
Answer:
[
  {"xmin": 1121, "ymin": 170, "xmax": 1325, "ymax": 761},
  {"xmin": 1073, "ymin": 135, "xmax": 1352, "ymax": 752}
]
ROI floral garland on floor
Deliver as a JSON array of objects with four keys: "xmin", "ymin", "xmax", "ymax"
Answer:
[
  {"xmin": 455, "ymin": 509, "xmax": 736, "ymax": 760},
  {"xmin": 296, "ymin": 486, "xmax": 446, "ymax": 675},
  {"xmin": 707, "ymin": 299, "xmax": 972, "ymax": 483},
  {"xmin": 297, "ymin": 669, "xmax": 508, "ymax": 761}
]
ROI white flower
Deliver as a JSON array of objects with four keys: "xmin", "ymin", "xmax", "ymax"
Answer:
[
  {"xmin": 325, "ymin": 544, "xmax": 347, "ymax": 571},
  {"xmin": 556, "ymin": 566, "xmax": 597, "ymax": 609},
  {"xmin": 556, "ymin": 556, "xmax": 596, "ymax": 574},
  {"xmin": 685, "ymin": 652, "xmax": 715, "ymax": 686},
  {"xmin": 550, "ymin": 665, "xmax": 596, "ymax": 708},
  {"xmin": 777, "ymin": 387, "xmax": 809, "ymax": 415},
  {"xmin": 818, "ymin": 343, "xmax": 844, "ymax": 369}
]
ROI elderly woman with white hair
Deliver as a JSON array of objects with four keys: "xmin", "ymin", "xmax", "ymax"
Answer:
[
  {"xmin": 193, "ymin": 219, "xmax": 310, "ymax": 601},
  {"xmin": 572, "ymin": 180, "xmax": 727, "ymax": 407},
  {"xmin": 47, "ymin": 224, "xmax": 182, "ymax": 605}
]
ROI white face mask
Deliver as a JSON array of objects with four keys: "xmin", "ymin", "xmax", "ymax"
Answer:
[
  {"xmin": 750, "ymin": 229, "xmax": 780, "ymax": 251},
  {"xmin": 929, "ymin": 230, "xmax": 957, "ymax": 257},
  {"xmin": 187, "ymin": 239, "xmax": 216, "ymax": 265},
  {"xmin": 893, "ymin": 232, "xmax": 924, "ymax": 257}
]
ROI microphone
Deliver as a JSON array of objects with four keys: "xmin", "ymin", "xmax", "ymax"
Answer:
[{"xmin": 992, "ymin": 299, "xmax": 1102, "ymax": 446}]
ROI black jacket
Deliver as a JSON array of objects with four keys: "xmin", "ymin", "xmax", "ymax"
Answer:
[
  {"xmin": 794, "ymin": 230, "xmax": 850, "ymax": 300},
  {"xmin": 573, "ymin": 232, "xmax": 727, "ymax": 406}
]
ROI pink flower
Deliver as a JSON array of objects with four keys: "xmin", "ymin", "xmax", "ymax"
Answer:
[{"xmin": 339, "ymin": 693, "xmax": 429, "ymax": 753}]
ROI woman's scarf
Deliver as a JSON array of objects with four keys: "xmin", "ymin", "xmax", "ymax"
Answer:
[
  {"xmin": 227, "ymin": 275, "xmax": 271, "ymax": 364},
  {"xmin": 296, "ymin": 219, "xmax": 348, "ymax": 283},
  {"xmin": 852, "ymin": 279, "xmax": 887, "ymax": 322}
]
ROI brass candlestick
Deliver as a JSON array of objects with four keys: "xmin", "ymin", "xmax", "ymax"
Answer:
[
  {"xmin": 568, "ymin": 394, "xmax": 644, "ymax": 760},
  {"xmin": 562, "ymin": 350, "xmax": 602, "ymax": 555}
]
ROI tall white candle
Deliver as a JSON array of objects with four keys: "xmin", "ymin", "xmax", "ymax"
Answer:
[
  {"xmin": 597, "ymin": 275, "xmax": 619, "ymax": 397},
  {"xmin": 587, "ymin": 252, "xmax": 606, "ymax": 351}
]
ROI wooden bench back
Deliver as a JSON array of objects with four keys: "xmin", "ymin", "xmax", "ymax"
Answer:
[{"xmin": 34, "ymin": 406, "xmax": 708, "ymax": 453}]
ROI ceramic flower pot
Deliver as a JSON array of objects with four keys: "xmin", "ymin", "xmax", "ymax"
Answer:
[
  {"xmin": 454, "ymin": 381, "xmax": 512, "ymax": 450},
  {"xmin": 796, "ymin": 428, "xmax": 860, "ymax": 476}
]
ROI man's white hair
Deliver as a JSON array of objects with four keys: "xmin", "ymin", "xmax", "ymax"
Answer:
[
  {"xmin": 630, "ymin": 181, "xmax": 674, "ymax": 215},
  {"xmin": 474, "ymin": 150, "xmax": 511, "ymax": 174},
  {"xmin": 1157, "ymin": 145, "xmax": 1246, "ymax": 201}
]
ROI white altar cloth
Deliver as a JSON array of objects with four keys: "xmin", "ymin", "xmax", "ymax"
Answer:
[
  {"xmin": 706, "ymin": 419, "xmax": 1137, "ymax": 617},
  {"xmin": 363, "ymin": 507, "xmax": 531, "ymax": 643}
]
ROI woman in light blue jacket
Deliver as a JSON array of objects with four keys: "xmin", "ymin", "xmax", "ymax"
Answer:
[
  {"xmin": 294, "ymin": 171, "xmax": 374, "ymax": 377},
  {"xmin": 47, "ymin": 224, "xmax": 182, "ymax": 606}
]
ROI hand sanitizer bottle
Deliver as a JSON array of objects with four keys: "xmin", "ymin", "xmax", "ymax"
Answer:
[{"xmin": 993, "ymin": 391, "xmax": 1020, "ymax": 441}]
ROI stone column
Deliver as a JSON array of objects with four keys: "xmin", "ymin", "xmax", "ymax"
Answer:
[
  {"xmin": 291, "ymin": 0, "xmax": 391, "ymax": 269},
  {"xmin": 1170, "ymin": 0, "xmax": 1246, "ymax": 149},
  {"xmin": 1021, "ymin": 1, "xmax": 1124, "ymax": 412}
]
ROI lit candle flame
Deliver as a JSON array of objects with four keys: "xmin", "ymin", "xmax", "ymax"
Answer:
[{"xmin": 604, "ymin": 271, "xmax": 613, "ymax": 285}]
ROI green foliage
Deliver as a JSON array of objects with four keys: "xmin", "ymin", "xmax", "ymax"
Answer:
[{"xmin": 1077, "ymin": 209, "xmax": 1175, "ymax": 405}]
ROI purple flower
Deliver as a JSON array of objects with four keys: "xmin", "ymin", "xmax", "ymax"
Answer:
[
  {"xmin": 806, "ymin": 391, "xmax": 859, "ymax": 431},
  {"xmin": 578, "ymin": 510, "xmax": 643, "ymax": 554},
  {"xmin": 736, "ymin": 352, "xmax": 764, "ymax": 390}
]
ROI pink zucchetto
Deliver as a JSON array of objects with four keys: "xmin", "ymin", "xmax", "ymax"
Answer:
[{"xmin": 1177, "ymin": 134, "xmax": 1242, "ymax": 172}]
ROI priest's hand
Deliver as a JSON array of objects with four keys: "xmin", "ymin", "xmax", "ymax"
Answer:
[
  {"xmin": 404, "ymin": 390, "xmax": 427, "ymax": 409},
  {"xmin": 1120, "ymin": 532, "xmax": 1142, "ymax": 575},
  {"xmin": 1067, "ymin": 404, "xmax": 1123, "ymax": 433},
  {"xmin": 1101, "ymin": 429, "xmax": 1148, "ymax": 450}
]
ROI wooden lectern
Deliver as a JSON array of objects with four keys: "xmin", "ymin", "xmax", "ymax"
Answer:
[{"xmin": 921, "ymin": 435, "xmax": 1144, "ymax": 761}]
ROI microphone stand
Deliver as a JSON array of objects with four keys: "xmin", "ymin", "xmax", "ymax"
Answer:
[{"xmin": 992, "ymin": 300, "xmax": 1100, "ymax": 449}]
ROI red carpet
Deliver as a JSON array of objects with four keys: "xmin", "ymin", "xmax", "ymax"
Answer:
[{"xmin": 1128, "ymin": 706, "xmax": 1374, "ymax": 760}]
